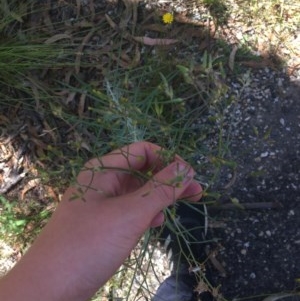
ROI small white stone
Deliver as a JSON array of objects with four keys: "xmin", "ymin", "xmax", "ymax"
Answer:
[
  {"xmin": 244, "ymin": 242, "xmax": 250, "ymax": 248},
  {"xmin": 241, "ymin": 249, "xmax": 247, "ymax": 255},
  {"xmin": 291, "ymin": 183, "xmax": 297, "ymax": 189},
  {"xmin": 260, "ymin": 152, "xmax": 269, "ymax": 158},
  {"xmin": 250, "ymin": 272, "xmax": 256, "ymax": 279},
  {"xmin": 288, "ymin": 209, "xmax": 295, "ymax": 216},
  {"xmin": 280, "ymin": 118, "xmax": 285, "ymax": 126},
  {"xmin": 266, "ymin": 230, "xmax": 271, "ymax": 237}
]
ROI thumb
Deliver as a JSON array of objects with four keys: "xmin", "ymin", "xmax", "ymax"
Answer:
[{"xmin": 133, "ymin": 161, "xmax": 195, "ymax": 215}]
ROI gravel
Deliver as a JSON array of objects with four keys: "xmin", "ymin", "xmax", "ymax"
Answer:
[{"xmin": 196, "ymin": 67, "xmax": 300, "ymax": 300}]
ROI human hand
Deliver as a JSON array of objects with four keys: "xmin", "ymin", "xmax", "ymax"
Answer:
[
  {"xmin": 0, "ymin": 141, "xmax": 202, "ymax": 301},
  {"xmin": 74, "ymin": 141, "xmax": 202, "ymax": 226}
]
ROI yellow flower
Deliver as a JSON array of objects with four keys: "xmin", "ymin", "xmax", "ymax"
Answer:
[{"xmin": 162, "ymin": 12, "xmax": 174, "ymax": 24}]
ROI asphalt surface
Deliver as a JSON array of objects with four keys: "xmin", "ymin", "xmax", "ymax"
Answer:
[{"xmin": 198, "ymin": 69, "xmax": 300, "ymax": 300}]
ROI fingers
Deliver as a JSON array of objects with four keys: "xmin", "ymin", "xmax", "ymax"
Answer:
[
  {"xmin": 82, "ymin": 141, "xmax": 202, "ymax": 204},
  {"xmin": 85, "ymin": 142, "xmax": 163, "ymax": 172},
  {"xmin": 148, "ymin": 180, "xmax": 202, "ymax": 228},
  {"xmin": 133, "ymin": 161, "xmax": 202, "ymax": 215},
  {"xmin": 86, "ymin": 141, "xmax": 186, "ymax": 174},
  {"xmin": 181, "ymin": 180, "xmax": 203, "ymax": 202},
  {"xmin": 149, "ymin": 212, "xmax": 165, "ymax": 228}
]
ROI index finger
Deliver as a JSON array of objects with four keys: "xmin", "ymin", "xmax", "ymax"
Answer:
[{"xmin": 86, "ymin": 141, "xmax": 178, "ymax": 173}]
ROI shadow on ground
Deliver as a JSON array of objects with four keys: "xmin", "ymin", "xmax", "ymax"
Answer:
[{"xmin": 202, "ymin": 73, "xmax": 300, "ymax": 300}]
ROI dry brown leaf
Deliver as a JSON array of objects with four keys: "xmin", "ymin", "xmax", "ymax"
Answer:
[
  {"xmin": 0, "ymin": 144, "xmax": 12, "ymax": 161},
  {"xmin": 105, "ymin": 14, "xmax": 132, "ymax": 41},
  {"xmin": 0, "ymin": 115, "xmax": 10, "ymax": 125},
  {"xmin": 189, "ymin": 28, "xmax": 207, "ymax": 38},
  {"xmin": 133, "ymin": 36, "xmax": 178, "ymax": 46},
  {"xmin": 54, "ymin": 89, "xmax": 69, "ymax": 96},
  {"xmin": 105, "ymin": 13, "xmax": 118, "ymax": 30},
  {"xmin": 76, "ymin": 0, "xmax": 81, "ymax": 19},
  {"xmin": 89, "ymin": 0, "xmax": 95, "ymax": 20},
  {"xmin": 75, "ymin": 29, "xmax": 96, "ymax": 74},
  {"xmin": 30, "ymin": 137, "xmax": 49, "ymax": 150},
  {"xmin": 141, "ymin": 24, "xmax": 168, "ymax": 33},
  {"xmin": 30, "ymin": 84, "xmax": 40, "ymax": 109},
  {"xmin": 42, "ymin": 0, "xmax": 54, "ymax": 32},
  {"xmin": 120, "ymin": 0, "xmax": 133, "ymax": 29},
  {"xmin": 66, "ymin": 91, "xmax": 77, "ymax": 104},
  {"xmin": 121, "ymin": 51, "xmax": 132, "ymax": 62},
  {"xmin": 205, "ymin": 246, "xmax": 227, "ymax": 277},
  {"xmin": 108, "ymin": 45, "xmax": 141, "ymax": 68},
  {"xmin": 108, "ymin": 53, "xmax": 132, "ymax": 68},
  {"xmin": 63, "ymin": 69, "xmax": 73, "ymax": 86},
  {"xmin": 175, "ymin": 13, "xmax": 207, "ymax": 27},
  {"xmin": 132, "ymin": 45, "xmax": 141, "ymax": 67},
  {"xmin": 240, "ymin": 59, "xmax": 276, "ymax": 69},
  {"xmin": 44, "ymin": 185, "xmax": 59, "ymax": 202},
  {"xmin": 229, "ymin": 44, "xmax": 239, "ymax": 71},
  {"xmin": 44, "ymin": 34, "xmax": 72, "ymax": 44},
  {"xmin": 120, "ymin": 0, "xmax": 140, "ymax": 34},
  {"xmin": 210, "ymin": 257, "xmax": 226, "ymax": 277},
  {"xmin": 26, "ymin": 76, "xmax": 48, "ymax": 108},
  {"xmin": 42, "ymin": 120, "xmax": 57, "ymax": 144},
  {"xmin": 78, "ymin": 93, "xmax": 86, "ymax": 118},
  {"xmin": 20, "ymin": 178, "xmax": 41, "ymax": 200}
]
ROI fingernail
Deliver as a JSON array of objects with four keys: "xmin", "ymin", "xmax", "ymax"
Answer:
[
  {"xmin": 173, "ymin": 162, "xmax": 194, "ymax": 186},
  {"xmin": 176, "ymin": 162, "xmax": 192, "ymax": 174},
  {"xmin": 177, "ymin": 162, "xmax": 188, "ymax": 172}
]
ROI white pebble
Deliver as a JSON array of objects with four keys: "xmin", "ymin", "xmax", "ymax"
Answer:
[
  {"xmin": 241, "ymin": 249, "xmax": 247, "ymax": 255},
  {"xmin": 260, "ymin": 152, "xmax": 269, "ymax": 158},
  {"xmin": 250, "ymin": 272, "xmax": 256, "ymax": 279},
  {"xmin": 244, "ymin": 242, "xmax": 250, "ymax": 248}
]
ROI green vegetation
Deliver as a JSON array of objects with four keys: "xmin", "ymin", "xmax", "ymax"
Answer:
[
  {"xmin": 0, "ymin": 0, "xmax": 299, "ymax": 300},
  {"xmin": 0, "ymin": 195, "xmax": 50, "ymax": 243},
  {"xmin": 0, "ymin": 195, "xmax": 27, "ymax": 238}
]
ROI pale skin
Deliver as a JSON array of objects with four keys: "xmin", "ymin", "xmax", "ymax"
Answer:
[{"xmin": 0, "ymin": 141, "xmax": 202, "ymax": 301}]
